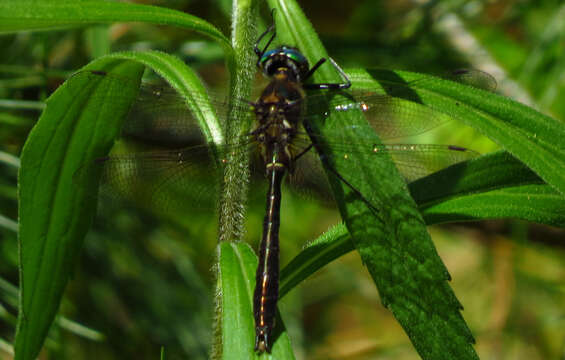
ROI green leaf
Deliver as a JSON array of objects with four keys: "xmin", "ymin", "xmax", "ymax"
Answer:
[
  {"xmin": 0, "ymin": 0, "xmax": 235, "ymax": 72},
  {"xmin": 269, "ymin": 1, "xmax": 477, "ymax": 359},
  {"xmin": 16, "ymin": 59, "xmax": 145, "ymax": 360},
  {"xmin": 84, "ymin": 25, "xmax": 111, "ymax": 59},
  {"xmin": 0, "ymin": 0, "xmax": 229, "ymax": 48},
  {"xmin": 218, "ymin": 242, "xmax": 256, "ymax": 358},
  {"xmin": 218, "ymin": 242, "xmax": 294, "ymax": 359},
  {"xmin": 16, "ymin": 50, "xmax": 220, "ymax": 360},
  {"xmin": 411, "ymin": 151, "xmax": 565, "ymax": 226},
  {"xmin": 280, "ymin": 151, "xmax": 565, "ymax": 300}
]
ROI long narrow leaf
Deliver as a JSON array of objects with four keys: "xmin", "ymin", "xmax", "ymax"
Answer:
[
  {"xmin": 16, "ymin": 50, "xmax": 223, "ymax": 360},
  {"xmin": 411, "ymin": 151, "xmax": 565, "ymax": 225},
  {"xmin": 0, "ymin": 0, "xmax": 229, "ymax": 49},
  {"xmin": 0, "ymin": 0, "xmax": 235, "ymax": 72},
  {"xmin": 16, "ymin": 59, "xmax": 145, "ymax": 360}
]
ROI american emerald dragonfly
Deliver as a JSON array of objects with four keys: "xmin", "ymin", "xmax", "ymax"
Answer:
[{"xmin": 70, "ymin": 17, "xmax": 496, "ymax": 354}]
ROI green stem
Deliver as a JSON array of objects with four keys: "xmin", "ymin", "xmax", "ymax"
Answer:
[
  {"xmin": 217, "ymin": 0, "xmax": 258, "ymax": 244},
  {"xmin": 213, "ymin": 1, "xmax": 259, "ymax": 358}
]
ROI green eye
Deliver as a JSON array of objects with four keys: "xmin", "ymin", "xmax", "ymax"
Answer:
[{"xmin": 284, "ymin": 49, "xmax": 307, "ymax": 65}]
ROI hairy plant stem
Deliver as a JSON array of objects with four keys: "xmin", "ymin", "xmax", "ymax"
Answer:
[
  {"xmin": 213, "ymin": 1, "xmax": 258, "ymax": 358},
  {"xmin": 217, "ymin": 1, "xmax": 258, "ymax": 244}
]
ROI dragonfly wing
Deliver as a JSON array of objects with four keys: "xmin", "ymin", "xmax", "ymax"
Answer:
[
  {"xmin": 283, "ymin": 129, "xmax": 479, "ymax": 205},
  {"xmin": 291, "ymin": 132, "xmax": 479, "ymax": 191},
  {"xmin": 303, "ymin": 69, "xmax": 496, "ymax": 140},
  {"xmin": 75, "ymin": 143, "xmax": 254, "ymax": 217},
  {"xmin": 335, "ymin": 92, "xmax": 454, "ymax": 139},
  {"xmin": 286, "ymin": 139, "xmax": 335, "ymax": 205},
  {"xmin": 383, "ymin": 144, "xmax": 479, "ymax": 183},
  {"xmin": 304, "ymin": 90, "xmax": 454, "ymax": 140},
  {"xmin": 448, "ymin": 69, "xmax": 497, "ymax": 92},
  {"xmin": 123, "ymin": 83, "xmax": 251, "ymax": 146},
  {"xmin": 66, "ymin": 70, "xmax": 251, "ymax": 147}
]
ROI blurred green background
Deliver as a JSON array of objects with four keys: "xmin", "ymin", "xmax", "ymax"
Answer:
[{"xmin": 1, "ymin": 0, "xmax": 565, "ymax": 359}]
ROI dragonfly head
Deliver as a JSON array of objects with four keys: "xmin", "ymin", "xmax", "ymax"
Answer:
[{"xmin": 259, "ymin": 46, "xmax": 310, "ymax": 82}]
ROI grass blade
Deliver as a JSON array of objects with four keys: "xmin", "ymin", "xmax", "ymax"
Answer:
[
  {"xmin": 0, "ymin": 0, "xmax": 229, "ymax": 50},
  {"xmin": 0, "ymin": 0, "xmax": 235, "ymax": 73}
]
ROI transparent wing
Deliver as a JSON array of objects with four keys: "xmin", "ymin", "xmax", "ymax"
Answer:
[
  {"xmin": 75, "ymin": 141, "xmax": 255, "ymax": 216},
  {"xmin": 286, "ymin": 133, "xmax": 479, "ymax": 204},
  {"xmin": 66, "ymin": 70, "xmax": 250, "ymax": 147},
  {"xmin": 302, "ymin": 68, "xmax": 497, "ymax": 140},
  {"xmin": 123, "ymin": 68, "xmax": 495, "ymax": 142},
  {"xmin": 79, "ymin": 139, "xmax": 478, "ymax": 214},
  {"xmin": 448, "ymin": 69, "xmax": 497, "ymax": 91},
  {"xmin": 374, "ymin": 144, "xmax": 478, "ymax": 183},
  {"xmin": 122, "ymin": 82, "xmax": 252, "ymax": 145},
  {"xmin": 66, "ymin": 68, "xmax": 495, "ymax": 146},
  {"xmin": 69, "ymin": 68, "xmax": 487, "ymax": 211}
]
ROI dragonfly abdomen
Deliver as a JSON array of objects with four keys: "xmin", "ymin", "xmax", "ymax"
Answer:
[{"xmin": 253, "ymin": 157, "xmax": 285, "ymax": 353}]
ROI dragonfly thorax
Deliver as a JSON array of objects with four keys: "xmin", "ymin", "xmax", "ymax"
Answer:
[
  {"xmin": 252, "ymin": 75, "xmax": 304, "ymax": 171},
  {"xmin": 253, "ymin": 106, "xmax": 295, "ymax": 169}
]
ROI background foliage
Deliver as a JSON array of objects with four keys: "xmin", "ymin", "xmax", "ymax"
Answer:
[{"xmin": 1, "ymin": 0, "xmax": 565, "ymax": 359}]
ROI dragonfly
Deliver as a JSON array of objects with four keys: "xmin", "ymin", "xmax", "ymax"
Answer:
[{"xmin": 71, "ymin": 15, "xmax": 496, "ymax": 354}]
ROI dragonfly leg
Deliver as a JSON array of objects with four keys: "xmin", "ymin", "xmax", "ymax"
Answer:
[
  {"xmin": 254, "ymin": 9, "xmax": 277, "ymax": 67},
  {"xmin": 293, "ymin": 143, "xmax": 313, "ymax": 161},
  {"xmin": 303, "ymin": 57, "xmax": 351, "ymax": 90}
]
